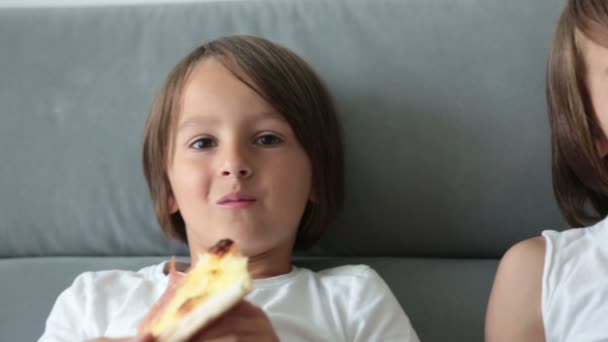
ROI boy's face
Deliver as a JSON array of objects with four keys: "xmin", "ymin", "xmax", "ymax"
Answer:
[{"xmin": 166, "ymin": 57, "xmax": 313, "ymax": 259}]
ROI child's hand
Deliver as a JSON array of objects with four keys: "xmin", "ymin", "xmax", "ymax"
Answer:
[
  {"xmin": 85, "ymin": 333, "xmax": 155, "ymax": 342},
  {"xmin": 85, "ymin": 301, "xmax": 276, "ymax": 342},
  {"xmin": 190, "ymin": 300, "xmax": 279, "ymax": 342}
]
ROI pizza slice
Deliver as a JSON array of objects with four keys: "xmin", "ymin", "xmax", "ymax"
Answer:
[{"xmin": 139, "ymin": 239, "xmax": 252, "ymax": 342}]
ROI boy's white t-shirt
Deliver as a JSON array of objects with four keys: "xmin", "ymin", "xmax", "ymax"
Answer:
[
  {"xmin": 542, "ymin": 216, "xmax": 608, "ymax": 342},
  {"xmin": 39, "ymin": 263, "xmax": 419, "ymax": 342}
]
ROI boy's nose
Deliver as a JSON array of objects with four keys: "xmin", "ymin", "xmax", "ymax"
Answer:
[
  {"xmin": 219, "ymin": 155, "xmax": 252, "ymax": 178},
  {"xmin": 221, "ymin": 167, "xmax": 251, "ymax": 178},
  {"xmin": 218, "ymin": 143, "xmax": 253, "ymax": 178}
]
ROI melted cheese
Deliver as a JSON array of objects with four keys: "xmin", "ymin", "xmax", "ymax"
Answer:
[{"xmin": 149, "ymin": 253, "xmax": 250, "ymax": 336}]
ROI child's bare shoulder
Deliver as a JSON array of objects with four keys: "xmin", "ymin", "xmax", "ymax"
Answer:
[
  {"xmin": 493, "ymin": 236, "xmax": 546, "ymax": 297},
  {"xmin": 503, "ymin": 236, "xmax": 546, "ymax": 267},
  {"xmin": 485, "ymin": 237, "xmax": 546, "ymax": 341}
]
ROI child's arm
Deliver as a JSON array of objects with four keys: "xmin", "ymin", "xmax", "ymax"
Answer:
[{"xmin": 485, "ymin": 237, "xmax": 546, "ymax": 342}]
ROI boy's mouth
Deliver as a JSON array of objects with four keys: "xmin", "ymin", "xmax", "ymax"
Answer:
[{"xmin": 217, "ymin": 192, "xmax": 257, "ymax": 208}]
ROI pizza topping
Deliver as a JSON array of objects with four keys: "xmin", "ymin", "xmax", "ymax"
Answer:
[{"xmin": 139, "ymin": 239, "xmax": 251, "ymax": 338}]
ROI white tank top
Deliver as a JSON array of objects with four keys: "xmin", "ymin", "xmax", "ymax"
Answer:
[{"xmin": 542, "ymin": 216, "xmax": 608, "ymax": 342}]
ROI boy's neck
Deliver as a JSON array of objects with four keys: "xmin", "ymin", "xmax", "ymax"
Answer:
[
  {"xmin": 247, "ymin": 256, "xmax": 293, "ymax": 279},
  {"xmin": 184, "ymin": 241, "xmax": 295, "ymax": 279},
  {"xmin": 243, "ymin": 242, "xmax": 294, "ymax": 279},
  {"xmin": 163, "ymin": 255, "xmax": 291, "ymax": 279}
]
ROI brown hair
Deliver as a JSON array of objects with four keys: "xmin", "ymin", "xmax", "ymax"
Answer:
[
  {"xmin": 547, "ymin": 0, "xmax": 608, "ymax": 226},
  {"xmin": 142, "ymin": 35, "xmax": 344, "ymax": 248}
]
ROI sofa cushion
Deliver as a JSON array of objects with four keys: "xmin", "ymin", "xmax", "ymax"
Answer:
[{"xmin": 0, "ymin": 0, "xmax": 566, "ymax": 259}]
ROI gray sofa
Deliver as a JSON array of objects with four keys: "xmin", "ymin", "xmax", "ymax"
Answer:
[{"xmin": 0, "ymin": 1, "xmax": 567, "ymax": 341}]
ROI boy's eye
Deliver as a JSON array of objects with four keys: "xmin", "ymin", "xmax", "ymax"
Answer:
[
  {"xmin": 190, "ymin": 138, "xmax": 216, "ymax": 150},
  {"xmin": 255, "ymin": 134, "xmax": 283, "ymax": 146}
]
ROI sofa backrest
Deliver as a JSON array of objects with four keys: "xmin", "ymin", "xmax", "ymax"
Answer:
[{"xmin": 0, "ymin": 0, "xmax": 567, "ymax": 259}]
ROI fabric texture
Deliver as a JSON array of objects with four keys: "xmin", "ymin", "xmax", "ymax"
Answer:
[
  {"xmin": 38, "ymin": 262, "xmax": 419, "ymax": 342},
  {"xmin": 542, "ymin": 217, "xmax": 608, "ymax": 342}
]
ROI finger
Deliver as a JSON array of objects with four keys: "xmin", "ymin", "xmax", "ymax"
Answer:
[
  {"xmin": 86, "ymin": 337, "xmax": 153, "ymax": 342},
  {"xmin": 223, "ymin": 300, "xmax": 261, "ymax": 317},
  {"xmin": 192, "ymin": 309, "xmax": 268, "ymax": 340},
  {"xmin": 135, "ymin": 333, "xmax": 156, "ymax": 342},
  {"xmin": 196, "ymin": 337, "xmax": 259, "ymax": 342},
  {"xmin": 192, "ymin": 315, "xmax": 232, "ymax": 340}
]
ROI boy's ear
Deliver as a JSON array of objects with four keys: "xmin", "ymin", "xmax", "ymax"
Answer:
[
  {"xmin": 596, "ymin": 136, "xmax": 608, "ymax": 158},
  {"xmin": 168, "ymin": 193, "xmax": 179, "ymax": 214},
  {"xmin": 309, "ymin": 188, "xmax": 318, "ymax": 203}
]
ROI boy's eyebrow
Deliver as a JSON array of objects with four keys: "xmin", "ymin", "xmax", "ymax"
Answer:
[
  {"xmin": 177, "ymin": 112, "xmax": 286, "ymax": 132},
  {"xmin": 177, "ymin": 117, "xmax": 218, "ymax": 132}
]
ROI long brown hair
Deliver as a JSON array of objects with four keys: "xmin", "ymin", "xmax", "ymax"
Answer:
[
  {"xmin": 142, "ymin": 35, "xmax": 344, "ymax": 248},
  {"xmin": 547, "ymin": 0, "xmax": 608, "ymax": 226}
]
